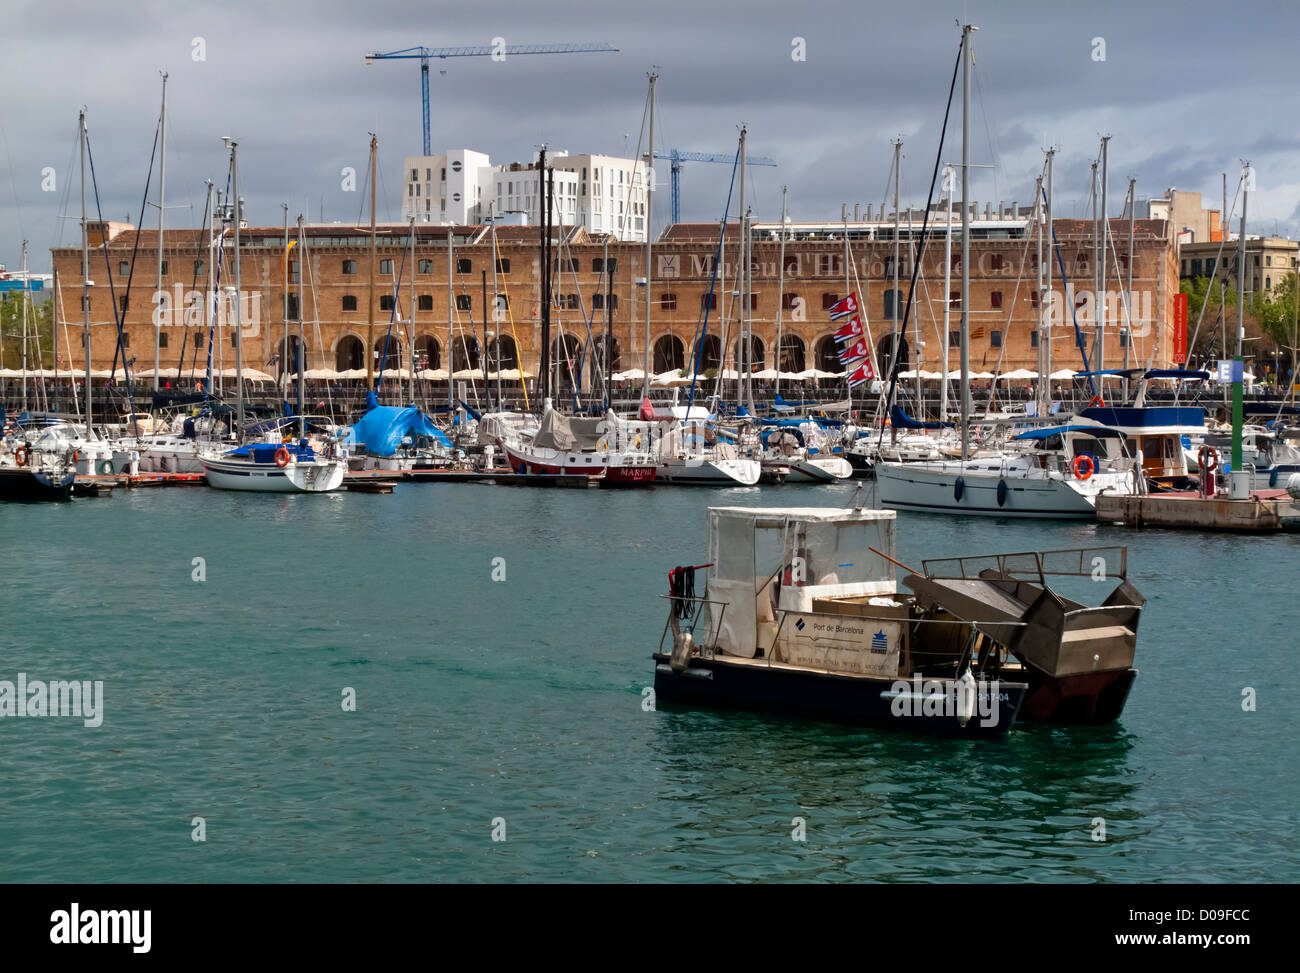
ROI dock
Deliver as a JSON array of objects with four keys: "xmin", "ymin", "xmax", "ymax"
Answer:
[{"xmin": 1096, "ymin": 489, "xmax": 1300, "ymax": 532}]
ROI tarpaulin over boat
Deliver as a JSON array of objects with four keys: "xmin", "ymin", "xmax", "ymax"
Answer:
[
  {"xmin": 343, "ymin": 406, "xmax": 452, "ymax": 455},
  {"xmin": 531, "ymin": 408, "xmax": 607, "ymax": 450}
]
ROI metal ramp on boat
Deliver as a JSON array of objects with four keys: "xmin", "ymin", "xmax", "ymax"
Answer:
[{"xmin": 902, "ymin": 546, "xmax": 1144, "ymax": 678}]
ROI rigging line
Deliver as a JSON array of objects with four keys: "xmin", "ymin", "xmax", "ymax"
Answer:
[
  {"xmin": 972, "ymin": 60, "xmax": 1000, "ymax": 207},
  {"xmin": 205, "ymin": 166, "xmax": 234, "ymax": 397},
  {"xmin": 0, "ymin": 106, "xmax": 29, "ymax": 240},
  {"xmin": 876, "ymin": 32, "xmax": 962, "ymax": 450},
  {"xmin": 105, "ymin": 116, "xmax": 160, "ymax": 388},
  {"xmin": 54, "ymin": 275, "xmax": 81, "ymax": 415},
  {"xmin": 1180, "ymin": 172, "xmax": 1245, "ymax": 401},
  {"xmin": 86, "ymin": 131, "xmax": 147, "ymax": 425},
  {"xmin": 488, "ymin": 229, "xmax": 529, "ymax": 411},
  {"xmin": 376, "ymin": 234, "xmax": 411, "ymax": 392},
  {"xmin": 976, "ymin": 158, "xmax": 1049, "ymax": 412},
  {"xmin": 686, "ymin": 147, "xmax": 740, "ymax": 412},
  {"xmin": 178, "ymin": 190, "xmax": 213, "ymax": 387},
  {"xmin": 1043, "ymin": 184, "xmax": 1098, "ymax": 397}
]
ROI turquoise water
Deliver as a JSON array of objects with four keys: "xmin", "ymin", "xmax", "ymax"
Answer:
[{"xmin": 2, "ymin": 482, "xmax": 1296, "ymax": 883}]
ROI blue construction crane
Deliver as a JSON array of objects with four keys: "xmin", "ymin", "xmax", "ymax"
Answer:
[
  {"xmin": 654, "ymin": 149, "xmax": 777, "ymax": 224},
  {"xmin": 364, "ymin": 43, "xmax": 619, "ymax": 155}
]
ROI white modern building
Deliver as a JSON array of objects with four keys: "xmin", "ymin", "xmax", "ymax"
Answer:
[{"xmin": 403, "ymin": 148, "xmax": 648, "ymax": 241}]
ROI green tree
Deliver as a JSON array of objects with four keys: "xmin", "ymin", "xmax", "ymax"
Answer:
[{"xmin": 0, "ymin": 292, "xmax": 55, "ymax": 370}]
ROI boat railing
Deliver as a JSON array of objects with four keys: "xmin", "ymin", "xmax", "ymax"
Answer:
[
  {"xmin": 657, "ymin": 594, "xmax": 727, "ymax": 655},
  {"xmin": 921, "ymin": 545, "xmax": 1128, "ymax": 584}
]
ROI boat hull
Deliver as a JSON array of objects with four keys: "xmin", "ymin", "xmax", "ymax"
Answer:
[
  {"xmin": 656, "ymin": 457, "xmax": 761, "ymax": 485},
  {"xmin": 0, "ymin": 467, "xmax": 75, "ymax": 502},
  {"xmin": 498, "ymin": 442, "xmax": 656, "ymax": 486},
  {"xmin": 788, "ymin": 455, "xmax": 854, "ymax": 482},
  {"xmin": 1020, "ymin": 667, "xmax": 1139, "ymax": 723},
  {"xmin": 876, "ymin": 463, "xmax": 1117, "ymax": 519},
  {"xmin": 652, "ymin": 654, "xmax": 1025, "ymax": 736},
  {"xmin": 201, "ymin": 457, "xmax": 345, "ymax": 493}
]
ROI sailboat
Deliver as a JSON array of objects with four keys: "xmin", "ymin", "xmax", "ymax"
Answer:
[
  {"xmin": 875, "ymin": 26, "xmax": 1139, "ymax": 519},
  {"xmin": 196, "ymin": 139, "xmax": 346, "ymax": 493}
]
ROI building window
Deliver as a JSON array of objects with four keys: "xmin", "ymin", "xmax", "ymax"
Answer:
[
  {"xmin": 456, "ymin": 294, "xmax": 471, "ymax": 311},
  {"xmin": 949, "ymin": 331, "xmax": 960, "ymax": 347},
  {"xmin": 380, "ymin": 295, "xmax": 394, "ymax": 311},
  {"xmin": 1030, "ymin": 291, "xmax": 1040, "ymax": 308},
  {"xmin": 194, "ymin": 331, "xmax": 204, "ymax": 348},
  {"xmin": 418, "ymin": 295, "xmax": 433, "ymax": 311},
  {"xmin": 699, "ymin": 293, "xmax": 716, "ymax": 311},
  {"xmin": 990, "ymin": 330, "xmax": 1002, "ymax": 348},
  {"xmin": 287, "ymin": 295, "xmax": 300, "ymax": 320},
  {"xmin": 1266, "ymin": 255, "xmax": 1273, "ymax": 267},
  {"xmin": 119, "ymin": 261, "xmax": 129, "ymax": 276},
  {"xmin": 1030, "ymin": 331, "xmax": 1039, "ymax": 348},
  {"xmin": 566, "ymin": 257, "xmax": 580, "ymax": 273},
  {"xmin": 410, "ymin": 168, "xmax": 418, "ymax": 181},
  {"xmin": 342, "ymin": 295, "xmax": 357, "ymax": 311},
  {"xmin": 818, "ymin": 254, "xmax": 842, "ymax": 276},
  {"xmin": 565, "ymin": 294, "xmax": 580, "ymax": 310},
  {"xmin": 418, "ymin": 259, "xmax": 433, "ymax": 274},
  {"xmin": 990, "ymin": 290, "xmax": 1003, "ymax": 309},
  {"xmin": 457, "ymin": 258, "xmax": 471, "ymax": 274},
  {"xmin": 160, "ymin": 260, "xmax": 168, "ymax": 276},
  {"xmin": 821, "ymin": 292, "xmax": 839, "ymax": 310},
  {"xmin": 194, "ymin": 259, "xmax": 204, "ymax": 276},
  {"xmin": 882, "ymin": 289, "xmax": 903, "ymax": 318},
  {"xmin": 989, "ymin": 253, "xmax": 1005, "ymax": 271},
  {"xmin": 781, "ymin": 292, "xmax": 799, "ymax": 311},
  {"xmin": 380, "ymin": 259, "xmax": 393, "ymax": 275},
  {"xmin": 594, "ymin": 257, "xmax": 617, "ymax": 273},
  {"xmin": 1191, "ymin": 259, "xmax": 1202, "ymax": 277},
  {"xmin": 496, "ymin": 258, "xmax": 510, "ymax": 274},
  {"xmin": 119, "ymin": 296, "xmax": 129, "ymax": 314},
  {"xmin": 343, "ymin": 259, "xmax": 357, "ymax": 275},
  {"xmin": 1205, "ymin": 258, "xmax": 1216, "ymax": 277},
  {"xmin": 1119, "ymin": 331, "xmax": 1129, "ymax": 348},
  {"xmin": 158, "ymin": 331, "xmax": 168, "ymax": 348},
  {"xmin": 660, "ymin": 293, "xmax": 677, "ymax": 311}
]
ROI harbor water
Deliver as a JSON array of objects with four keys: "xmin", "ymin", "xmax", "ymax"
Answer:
[{"xmin": 2, "ymin": 482, "xmax": 1296, "ymax": 883}]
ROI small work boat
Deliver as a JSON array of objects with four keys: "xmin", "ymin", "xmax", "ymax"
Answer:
[
  {"xmin": 652, "ymin": 504, "xmax": 1028, "ymax": 735},
  {"xmin": 652, "ymin": 503, "xmax": 1145, "ymax": 733}
]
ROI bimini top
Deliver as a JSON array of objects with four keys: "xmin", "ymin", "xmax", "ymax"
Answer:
[
  {"xmin": 1012, "ymin": 424, "xmax": 1125, "ymax": 441},
  {"xmin": 708, "ymin": 505, "xmax": 896, "ymax": 524}
]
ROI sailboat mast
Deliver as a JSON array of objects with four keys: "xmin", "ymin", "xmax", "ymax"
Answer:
[
  {"xmin": 891, "ymin": 138, "xmax": 901, "ymax": 391},
  {"xmin": 943, "ymin": 167, "xmax": 953, "ymax": 421},
  {"xmin": 409, "ymin": 215, "xmax": 417, "ymax": 405},
  {"xmin": 154, "ymin": 72, "xmax": 167, "ymax": 394},
  {"xmin": 21, "ymin": 240, "xmax": 29, "ymax": 412},
  {"xmin": 294, "ymin": 214, "xmax": 305, "ymax": 435},
  {"xmin": 1045, "ymin": 147, "xmax": 1055, "ymax": 412},
  {"xmin": 367, "ymin": 135, "xmax": 377, "ymax": 390},
  {"xmin": 775, "ymin": 185, "xmax": 787, "ymax": 398},
  {"xmin": 232, "ymin": 140, "xmax": 243, "ymax": 435},
  {"xmin": 1099, "ymin": 135, "xmax": 1109, "ymax": 376},
  {"xmin": 538, "ymin": 150, "xmax": 549, "ymax": 408},
  {"xmin": 642, "ymin": 72, "xmax": 657, "ymax": 402},
  {"xmin": 736, "ymin": 125, "xmax": 746, "ymax": 403},
  {"xmin": 80, "ymin": 110, "xmax": 93, "ymax": 440},
  {"xmin": 446, "ymin": 227, "xmax": 453, "ymax": 413},
  {"xmin": 1034, "ymin": 174, "xmax": 1046, "ymax": 416},
  {"xmin": 959, "ymin": 25, "xmax": 975, "ymax": 462},
  {"xmin": 282, "ymin": 202, "xmax": 289, "ymax": 399}
]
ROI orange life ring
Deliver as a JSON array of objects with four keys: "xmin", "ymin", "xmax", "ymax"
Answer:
[
  {"xmin": 275, "ymin": 447, "xmax": 291, "ymax": 468},
  {"xmin": 14, "ymin": 446, "xmax": 29, "ymax": 467},
  {"xmin": 1198, "ymin": 445, "xmax": 1218, "ymax": 473},
  {"xmin": 1088, "ymin": 395, "xmax": 1105, "ymax": 407},
  {"xmin": 1072, "ymin": 454, "xmax": 1095, "ymax": 480}
]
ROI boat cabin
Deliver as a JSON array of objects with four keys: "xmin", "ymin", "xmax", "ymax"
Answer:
[{"xmin": 703, "ymin": 506, "xmax": 899, "ymax": 663}]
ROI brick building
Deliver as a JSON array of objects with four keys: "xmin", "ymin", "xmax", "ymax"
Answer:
[{"xmin": 49, "ymin": 216, "xmax": 1177, "ymax": 394}]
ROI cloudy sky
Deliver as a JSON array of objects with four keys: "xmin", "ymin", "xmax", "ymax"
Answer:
[{"xmin": 3, "ymin": 0, "xmax": 1299, "ymax": 271}]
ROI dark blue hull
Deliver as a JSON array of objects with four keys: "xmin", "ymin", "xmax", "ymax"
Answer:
[
  {"xmin": 0, "ymin": 467, "xmax": 75, "ymax": 502},
  {"xmin": 653, "ymin": 654, "xmax": 1026, "ymax": 736}
]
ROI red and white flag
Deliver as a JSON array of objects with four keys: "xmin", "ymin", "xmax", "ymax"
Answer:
[
  {"xmin": 846, "ymin": 361, "xmax": 875, "ymax": 387},
  {"xmin": 827, "ymin": 293, "xmax": 859, "ymax": 320},
  {"xmin": 833, "ymin": 315, "xmax": 863, "ymax": 343},
  {"xmin": 837, "ymin": 339, "xmax": 870, "ymax": 364}
]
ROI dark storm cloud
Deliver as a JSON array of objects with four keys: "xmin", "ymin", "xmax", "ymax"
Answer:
[{"xmin": 4, "ymin": 0, "xmax": 1300, "ymax": 270}]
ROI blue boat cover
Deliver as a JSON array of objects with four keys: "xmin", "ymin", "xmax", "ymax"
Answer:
[
  {"xmin": 890, "ymin": 405, "xmax": 955, "ymax": 430},
  {"xmin": 1012, "ymin": 425, "xmax": 1124, "ymax": 440},
  {"xmin": 343, "ymin": 406, "xmax": 453, "ymax": 455}
]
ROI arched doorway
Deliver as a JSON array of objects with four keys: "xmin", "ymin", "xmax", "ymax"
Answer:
[
  {"xmin": 732, "ymin": 335, "xmax": 765, "ymax": 372},
  {"xmin": 490, "ymin": 335, "xmax": 519, "ymax": 372},
  {"xmin": 873, "ymin": 332, "xmax": 908, "ymax": 377},
  {"xmin": 335, "ymin": 335, "xmax": 364, "ymax": 371},
  {"xmin": 814, "ymin": 335, "xmax": 844, "ymax": 373},
  {"xmin": 374, "ymin": 335, "xmax": 402, "ymax": 373},
  {"xmin": 778, "ymin": 335, "xmax": 806, "ymax": 373},
  {"xmin": 414, "ymin": 335, "xmax": 440, "ymax": 371},
  {"xmin": 689, "ymin": 334, "xmax": 721, "ymax": 374},
  {"xmin": 551, "ymin": 334, "xmax": 583, "ymax": 393},
  {"xmin": 592, "ymin": 334, "xmax": 621, "ymax": 376},
  {"xmin": 452, "ymin": 335, "xmax": 479, "ymax": 372},
  {"xmin": 277, "ymin": 335, "xmax": 307, "ymax": 381},
  {"xmin": 653, "ymin": 334, "xmax": 684, "ymax": 373}
]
